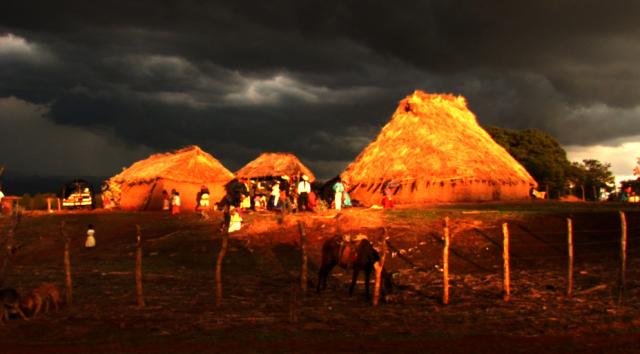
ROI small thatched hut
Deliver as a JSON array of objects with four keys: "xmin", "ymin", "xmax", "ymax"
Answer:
[
  {"xmin": 341, "ymin": 91, "xmax": 537, "ymax": 205},
  {"xmin": 236, "ymin": 153, "xmax": 315, "ymax": 181},
  {"xmin": 107, "ymin": 146, "xmax": 234, "ymax": 210}
]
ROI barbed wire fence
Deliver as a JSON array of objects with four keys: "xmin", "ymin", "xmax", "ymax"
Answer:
[{"xmin": 407, "ymin": 211, "xmax": 640, "ymax": 305}]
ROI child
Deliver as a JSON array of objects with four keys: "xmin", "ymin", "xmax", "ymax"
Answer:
[
  {"xmin": 162, "ymin": 190, "xmax": 170, "ymax": 210},
  {"xmin": 228, "ymin": 206, "xmax": 243, "ymax": 233},
  {"xmin": 85, "ymin": 224, "xmax": 96, "ymax": 249},
  {"xmin": 171, "ymin": 190, "xmax": 181, "ymax": 215}
]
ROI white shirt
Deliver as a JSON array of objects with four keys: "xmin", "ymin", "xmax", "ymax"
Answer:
[{"xmin": 297, "ymin": 181, "xmax": 310, "ymax": 194}]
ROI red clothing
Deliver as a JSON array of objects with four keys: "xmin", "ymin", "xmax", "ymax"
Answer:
[
  {"xmin": 307, "ymin": 191, "xmax": 317, "ymax": 211},
  {"xmin": 382, "ymin": 195, "xmax": 394, "ymax": 209}
]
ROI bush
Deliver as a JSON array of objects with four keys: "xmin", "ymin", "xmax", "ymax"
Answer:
[{"xmin": 19, "ymin": 193, "xmax": 57, "ymax": 210}]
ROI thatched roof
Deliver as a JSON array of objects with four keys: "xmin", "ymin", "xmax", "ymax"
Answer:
[
  {"xmin": 342, "ymin": 91, "xmax": 536, "ymax": 186},
  {"xmin": 236, "ymin": 153, "xmax": 315, "ymax": 181},
  {"xmin": 109, "ymin": 145, "xmax": 234, "ymax": 185}
]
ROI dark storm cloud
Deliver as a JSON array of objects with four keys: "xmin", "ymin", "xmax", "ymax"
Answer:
[{"xmin": 2, "ymin": 0, "xmax": 640, "ymax": 180}]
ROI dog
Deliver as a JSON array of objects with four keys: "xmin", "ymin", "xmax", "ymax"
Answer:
[
  {"xmin": 0, "ymin": 288, "xmax": 28, "ymax": 323},
  {"xmin": 20, "ymin": 291, "xmax": 43, "ymax": 319},
  {"xmin": 21, "ymin": 283, "xmax": 62, "ymax": 318}
]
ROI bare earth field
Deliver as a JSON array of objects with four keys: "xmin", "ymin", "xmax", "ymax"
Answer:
[{"xmin": 1, "ymin": 202, "xmax": 640, "ymax": 353}]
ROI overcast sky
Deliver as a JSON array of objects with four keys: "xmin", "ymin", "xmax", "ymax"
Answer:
[{"xmin": 1, "ymin": 1, "xmax": 640, "ymax": 185}]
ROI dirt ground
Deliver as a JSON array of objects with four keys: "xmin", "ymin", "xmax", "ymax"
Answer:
[{"xmin": 1, "ymin": 202, "xmax": 640, "ymax": 353}]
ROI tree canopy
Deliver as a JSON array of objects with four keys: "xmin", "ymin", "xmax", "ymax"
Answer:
[
  {"xmin": 486, "ymin": 126, "xmax": 616, "ymax": 200},
  {"xmin": 485, "ymin": 127, "xmax": 570, "ymax": 198},
  {"xmin": 567, "ymin": 159, "xmax": 615, "ymax": 200}
]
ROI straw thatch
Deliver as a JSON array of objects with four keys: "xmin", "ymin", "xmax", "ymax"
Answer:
[
  {"xmin": 341, "ymin": 91, "xmax": 537, "ymax": 205},
  {"xmin": 236, "ymin": 152, "xmax": 316, "ymax": 181},
  {"xmin": 110, "ymin": 145, "xmax": 233, "ymax": 185},
  {"xmin": 107, "ymin": 145, "xmax": 234, "ymax": 210}
]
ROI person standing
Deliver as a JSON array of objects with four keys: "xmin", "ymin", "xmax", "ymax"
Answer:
[
  {"xmin": 249, "ymin": 180, "xmax": 258, "ymax": 211},
  {"xmin": 162, "ymin": 190, "xmax": 170, "ymax": 211},
  {"xmin": 307, "ymin": 189, "xmax": 317, "ymax": 211},
  {"xmin": 297, "ymin": 175, "xmax": 311, "ymax": 211},
  {"xmin": 333, "ymin": 178, "xmax": 345, "ymax": 210},
  {"xmin": 280, "ymin": 176, "xmax": 291, "ymax": 213},
  {"xmin": 270, "ymin": 180, "xmax": 280, "ymax": 209},
  {"xmin": 197, "ymin": 185, "xmax": 210, "ymax": 210},
  {"xmin": 171, "ymin": 190, "xmax": 181, "ymax": 215},
  {"xmin": 228, "ymin": 206, "xmax": 243, "ymax": 233},
  {"xmin": 0, "ymin": 185, "xmax": 4, "ymax": 214},
  {"xmin": 85, "ymin": 224, "xmax": 96, "ymax": 249},
  {"xmin": 238, "ymin": 178, "xmax": 251, "ymax": 209},
  {"xmin": 343, "ymin": 180, "xmax": 352, "ymax": 208}
]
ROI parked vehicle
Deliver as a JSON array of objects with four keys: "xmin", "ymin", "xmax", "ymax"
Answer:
[{"xmin": 61, "ymin": 180, "xmax": 93, "ymax": 209}]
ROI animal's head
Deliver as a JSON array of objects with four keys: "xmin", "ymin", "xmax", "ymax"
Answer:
[{"xmin": 20, "ymin": 294, "xmax": 36, "ymax": 313}]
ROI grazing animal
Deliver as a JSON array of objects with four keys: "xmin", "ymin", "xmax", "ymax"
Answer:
[
  {"xmin": 0, "ymin": 288, "xmax": 28, "ymax": 323},
  {"xmin": 21, "ymin": 283, "xmax": 62, "ymax": 318},
  {"xmin": 21, "ymin": 291, "xmax": 43, "ymax": 318},
  {"xmin": 317, "ymin": 234, "xmax": 392, "ymax": 300}
]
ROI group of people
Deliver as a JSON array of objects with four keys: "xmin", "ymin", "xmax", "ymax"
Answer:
[
  {"xmin": 214, "ymin": 174, "xmax": 357, "ymax": 233},
  {"xmin": 621, "ymin": 186, "xmax": 639, "ymax": 202},
  {"xmin": 161, "ymin": 185, "xmax": 211, "ymax": 215},
  {"xmin": 222, "ymin": 174, "xmax": 353, "ymax": 214},
  {"xmin": 162, "ymin": 189, "xmax": 180, "ymax": 214},
  {"xmin": 155, "ymin": 175, "xmax": 392, "ymax": 233}
]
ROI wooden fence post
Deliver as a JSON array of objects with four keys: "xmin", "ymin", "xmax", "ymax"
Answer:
[
  {"xmin": 619, "ymin": 211, "xmax": 627, "ymax": 303},
  {"xmin": 61, "ymin": 222, "xmax": 73, "ymax": 306},
  {"xmin": 443, "ymin": 217, "xmax": 450, "ymax": 305},
  {"xmin": 0, "ymin": 218, "xmax": 18, "ymax": 288},
  {"xmin": 373, "ymin": 228, "xmax": 388, "ymax": 306},
  {"xmin": 567, "ymin": 217, "xmax": 574, "ymax": 298},
  {"xmin": 502, "ymin": 222, "xmax": 510, "ymax": 302},
  {"xmin": 215, "ymin": 230, "xmax": 229, "ymax": 307},
  {"xmin": 135, "ymin": 225, "xmax": 145, "ymax": 308},
  {"xmin": 298, "ymin": 221, "xmax": 308, "ymax": 294}
]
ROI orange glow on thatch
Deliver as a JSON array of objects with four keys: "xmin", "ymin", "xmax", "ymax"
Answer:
[
  {"xmin": 236, "ymin": 152, "xmax": 315, "ymax": 180},
  {"xmin": 110, "ymin": 145, "xmax": 234, "ymax": 185},
  {"xmin": 106, "ymin": 145, "xmax": 234, "ymax": 209},
  {"xmin": 341, "ymin": 91, "xmax": 537, "ymax": 204}
]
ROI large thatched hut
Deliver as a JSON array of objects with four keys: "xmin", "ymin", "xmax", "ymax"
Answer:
[
  {"xmin": 341, "ymin": 91, "xmax": 537, "ymax": 205},
  {"xmin": 107, "ymin": 146, "xmax": 234, "ymax": 210},
  {"xmin": 236, "ymin": 153, "xmax": 315, "ymax": 181}
]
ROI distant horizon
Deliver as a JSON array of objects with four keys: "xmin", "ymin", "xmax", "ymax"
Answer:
[{"xmin": 3, "ymin": 172, "xmax": 638, "ymax": 196}]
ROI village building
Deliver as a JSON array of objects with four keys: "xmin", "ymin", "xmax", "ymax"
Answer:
[
  {"xmin": 235, "ymin": 152, "xmax": 315, "ymax": 182},
  {"xmin": 107, "ymin": 146, "xmax": 234, "ymax": 211},
  {"xmin": 341, "ymin": 91, "xmax": 537, "ymax": 205}
]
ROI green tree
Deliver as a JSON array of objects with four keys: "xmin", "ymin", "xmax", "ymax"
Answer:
[
  {"xmin": 568, "ymin": 159, "xmax": 615, "ymax": 200},
  {"xmin": 486, "ymin": 127, "xmax": 570, "ymax": 198}
]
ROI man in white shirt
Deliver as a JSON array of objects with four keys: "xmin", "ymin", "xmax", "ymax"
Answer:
[
  {"xmin": 270, "ymin": 181, "xmax": 280, "ymax": 209},
  {"xmin": 297, "ymin": 175, "xmax": 311, "ymax": 211}
]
